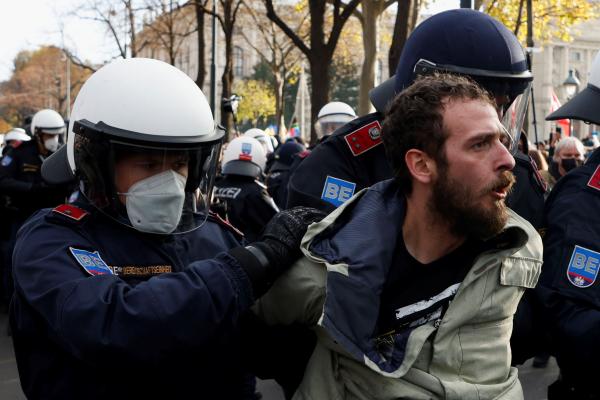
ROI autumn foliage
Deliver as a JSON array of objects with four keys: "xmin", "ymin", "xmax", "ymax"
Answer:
[
  {"xmin": 0, "ymin": 46, "xmax": 92, "ymax": 126},
  {"xmin": 483, "ymin": 0, "xmax": 599, "ymax": 44}
]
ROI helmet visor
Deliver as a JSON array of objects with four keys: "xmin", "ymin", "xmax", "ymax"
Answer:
[
  {"xmin": 499, "ymin": 82, "xmax": 531, "ymax": 155},
  {"xmin": 314, "ymin": 115, "xmax": 355, "ymax": 139},
  {"xmin": 75, "ymin": 125, "xmax": 223, "ymax": 235}
]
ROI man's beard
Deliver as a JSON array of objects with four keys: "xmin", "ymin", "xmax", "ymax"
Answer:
[{"xmin": 429, "ymin": 168, "xmax": 516, "ymax": 239}]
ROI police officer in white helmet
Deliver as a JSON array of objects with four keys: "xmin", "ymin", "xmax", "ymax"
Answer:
[
  {"xmin": 314, "ymin": 101, "xmax": 357, "ymax": 145},
  {"xmin": 0, "ymin": 110, "xmax": 70, "ymax": 310},
  {"xmin": 1, "ymin": 128, "xmax": 31, "ymax": 156},
  {"xmin": 9, "ymin": 58, "xmax": 324, "ymax": 399},
  {"xmin": 213, "ymin": 136, "xmax": 279, "ymax": 241}
]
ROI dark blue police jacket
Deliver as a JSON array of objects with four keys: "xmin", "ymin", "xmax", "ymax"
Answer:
[
  {"xmin": 535, "ymin": 147, "xmax": 600, "ymax": 394},
  {"xmin": 10, "ymin": 198, "xmax": 256, "ymax": 399}
]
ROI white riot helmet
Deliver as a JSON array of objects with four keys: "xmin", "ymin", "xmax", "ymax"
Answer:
[
  {"xmin": 42, "ymin": 58, "xmax": 224, "ymax": 234},
  {"xmin": 31, "ymin": 109, "xmax": 65, "ymax": 152},
  {"xmin": 244, "ymin": 128, "xmax": 274, "ymax": 154},
  {"xmin": 4, "ymin": 128, "xmax": 31, "ymax": 144},
  {"xmin": 31, "ymin": 109, "xmax": 65, "ymax": 136},
  {"xmin": 221, "ymin": 136, "xmax": 266, "ymax": 178},
  {"xmin": 315, "ymin": 101, "xmax": 356, "ymax": 139}
]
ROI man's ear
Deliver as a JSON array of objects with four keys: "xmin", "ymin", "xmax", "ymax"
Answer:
[{"xmin": 405, "ymin": 149, "xmax": 436, "ymax": 184}]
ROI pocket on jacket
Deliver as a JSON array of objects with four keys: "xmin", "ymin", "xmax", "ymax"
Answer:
[{"xmin": 457, "ymin": 317, "xmax": 513, "ymax": 384}]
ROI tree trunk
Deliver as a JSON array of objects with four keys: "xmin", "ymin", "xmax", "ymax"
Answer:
[
  {"xmin": 410, "ymin": 0, "xmax": 419, "ymax": 31},
  {"xmin": 309, "ymin": 56, "xmax": 330, "ymax": 145},
  {"xmin": 358, "ymin": 0, "xmax": 384, "ymax": 115},
  {"xmin": 221, "ymin": 52, "xmax": 234, "ymax": 139},
  {"xmin": 388, "ymin": 0, "xmax": 413, "ymax": 77},
  {"xmin": 127, "ymin": 0, "xmax": 138, "ymax": 57},
  {"xmin": 308, "ymin": 0, "xmax": 330, "ymax": 145},
  {"xmin": 273, "ymin": 68, "xmax": 285, "ymax": 140},
  {"xmin": 194, "ymin": 0, "xmax": 206, "ymax": 88}
]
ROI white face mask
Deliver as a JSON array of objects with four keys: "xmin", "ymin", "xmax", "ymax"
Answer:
[
  {"xmin": 118, "ymin": 170, "xmax": 187, "ymax": 234},
  {"xmin": 43, "ymin": 136, "xmax": 59, "ymax": 152}
]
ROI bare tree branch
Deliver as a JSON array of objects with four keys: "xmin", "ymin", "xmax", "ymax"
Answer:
[{"xmin": 263, "ymin": 0, "xmax": 310, "ymax": 56}]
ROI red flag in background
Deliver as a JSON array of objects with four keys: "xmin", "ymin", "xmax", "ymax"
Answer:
[{"xmin": 550, "ymin": 88, "xmax": 571, "ymax": 136}]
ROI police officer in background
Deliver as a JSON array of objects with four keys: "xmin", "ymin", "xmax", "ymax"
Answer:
[
  {"xmin": 312, "ymin": 101, "xmax": 357, "ymax": 148},
  {"xmin": 535, "ymin": 51, "xmax": 600, "ymax": 400},
  {"xmin": 214, "ymin": 136, "xmax": 279, "ymax": 242},
  {"xmin": 0, "ymin": 109, "xmax": 68, "ymax": 217},
  {"xmin": 267, "ymin": 140, "xmax": 305, "ymax": 209},
  {"xmin": 244, "ymin": 128, "xmax": 276, "ymax": 173},
  {"xmin": 286, "ymin": 9, "xmax": 545, "ymax": 230},
  {"xmin": 1, "ymin": 128, "xmax": 31, "ymax": 156},
  {"xmin": 0, "ymin": 110, "xmax": 70, "ymax": 310},
  {"xmin": 9, "ymin": 58, "xmax": 323, "ymax": 399},
  {"xmin": 0, "ymin": 128, "xmax": 31, "ymax": 309}
]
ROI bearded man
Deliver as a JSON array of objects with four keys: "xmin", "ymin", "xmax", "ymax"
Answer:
[{"xmin": 253, "ymin": 74, "xmax": 543, "ymax": 400}]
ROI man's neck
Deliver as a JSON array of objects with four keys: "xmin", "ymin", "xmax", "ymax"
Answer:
[{"xmin": 402, "ymin": 195, "xmax": 465, "ymax": 264}]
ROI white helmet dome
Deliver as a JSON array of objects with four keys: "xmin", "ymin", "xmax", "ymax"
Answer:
[
  {"xmin": 222, "ymin": 136, "xmax": 266, "ymax": 177},
  {"xmin": 315, "ymin": 101, "xmax": 357, "ymax": 139},
  {"xmin": 4, "ymin": 128, "xmax": 31, "ymax": 143},
  {"xmin": 31, "ymin": 109, "xmax": 65, "ymax": 135},
  {"xmin": 64, "ymin": 58, "xmax": 220, "ymax": 174},
  {"xmin": 317, "ymin": 101, "xmax": 357, "ymax": 120},
  {"xmin": 244, "ymin": 128, "xmax": 274, "ymax": 154},
  {"xmin": 41, "ymin": 57, "xmax": 225, "ymax": 235}
]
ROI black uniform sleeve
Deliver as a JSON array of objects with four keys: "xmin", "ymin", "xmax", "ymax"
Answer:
[
  {"xmin": 286, "ymin": 113, "xmax": 391, "ymax": 212},
  {"xmin": 11, "ymin": 215, "xmax": 255, "ymax": 369},
  {"xmin": 0, "ymin": 151, "xmax": 34, "ymax": 194},
  {"xmin": 228, "ymin": 189, "xmax": 278, "ymax": 242},
  {"xmin": 286, "ymin": 139, "xmax": 356, "ymax": 213},
  {"xmin": 535, "ymin": 165, "xmax": 600, "ymax": 387}
]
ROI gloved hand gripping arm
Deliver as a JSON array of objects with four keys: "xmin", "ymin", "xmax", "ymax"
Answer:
[{"xmin": 228, "ymin": 206, "xmax": 326, "ymax": 298}]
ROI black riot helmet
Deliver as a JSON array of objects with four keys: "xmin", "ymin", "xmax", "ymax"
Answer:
[{"xmin": 369, "ymin": 9, "xmax": 533, "ymax": 153}]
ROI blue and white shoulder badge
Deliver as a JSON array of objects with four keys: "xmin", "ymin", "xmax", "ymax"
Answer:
[
  {"xmin": 567, "ymin": 245, "xmax": 600, "ymax": 288},
  {"xmin": 69, "ymin": 247, "xmax": 114, "ymax": 276}
]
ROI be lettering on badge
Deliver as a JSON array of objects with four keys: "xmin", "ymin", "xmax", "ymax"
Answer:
[
  {"xmin": 566, "ymin": 245, "xmax": 600, "ymax": 288},
  {"xmin": 321, "ymin": 176, "xmax": 356, "ymax": 207}
]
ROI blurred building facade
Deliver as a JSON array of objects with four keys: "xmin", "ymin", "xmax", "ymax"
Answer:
[{"xmin": 529, "ymin": 18, "xmax": 600, "ymax": 141}]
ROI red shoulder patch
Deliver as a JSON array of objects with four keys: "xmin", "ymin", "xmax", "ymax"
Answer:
[
  {"xmin": 344, "ymin": 120, "xmax": 383, "ymax": 156},
  {"xmin": 298, "ymin": 150, "xmax": 311, "ymax": 159},
  {"xmin": 52, "ymin": 204, "xmax": 89, "ymax": 221},
  {"xmin": 587, "ymin": 165, "xmax": 600, "ymax": 191},
  {"xmin": 208, "ymin": 211, "xmax": 244, "ymax": 237}
]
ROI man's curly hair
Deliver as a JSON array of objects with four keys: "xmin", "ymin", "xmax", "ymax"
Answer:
[{"xmin": 382, "ymin": 73, "xmax": 495, "ymax": 194}]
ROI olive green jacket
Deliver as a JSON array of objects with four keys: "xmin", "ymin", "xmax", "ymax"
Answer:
[{"xmin": 255, "ymin": 181, "xmax": 543, "ymax": 400}]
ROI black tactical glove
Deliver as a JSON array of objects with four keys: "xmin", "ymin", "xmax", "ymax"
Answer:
[{"xmin": 229, "ymin": 206, "xmax": 327, "ymax": 297}]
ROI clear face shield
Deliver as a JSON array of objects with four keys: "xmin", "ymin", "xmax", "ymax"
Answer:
[
  {"xmin": 496, "ymin": 82, "xmax": 532, "ymax": 155},
  {"xmin": 314, "ymin": 114, "xmax": 355, "ymax": 139},
  {"xmin": 73, "ymin": 121, "xmax": 223, "ymax": 235}
]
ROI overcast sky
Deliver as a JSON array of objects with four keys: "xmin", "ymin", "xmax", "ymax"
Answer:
[{"xmin": 0, "ymin": 0, "xmax": 460, "ymax": 82}]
